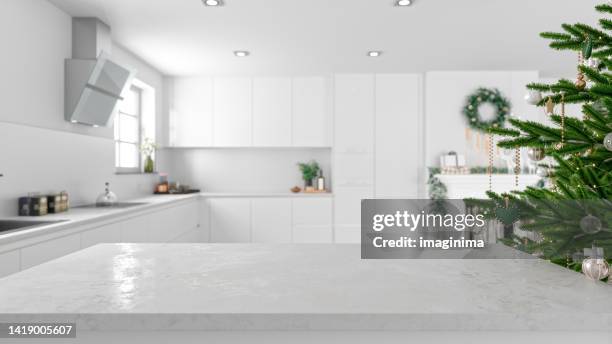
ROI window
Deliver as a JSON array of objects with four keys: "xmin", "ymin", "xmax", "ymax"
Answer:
[{"xmin": 114, "ymin": 86, "xmax": 142, "ymax": 173}]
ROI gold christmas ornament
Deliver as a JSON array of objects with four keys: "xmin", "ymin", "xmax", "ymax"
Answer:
[
  {"xmin": 575, "ymin": 52, "xmax": 587, "ymax": 90},
  {"xmin": 575, "ymin": 75, "xmax": 587, "ymax": 90},
  {"xmin": 545, "ymin": 97, "xmax": 555, "ymax": 115}
]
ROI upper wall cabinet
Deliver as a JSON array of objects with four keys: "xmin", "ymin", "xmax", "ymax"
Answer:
[
  {"xmin": 167, "ymin": 76, "xmax": 331, "ymax": 148},
  {"xmin": 252, "ymin": 77, "xmax": 292, "ymax": 146},
  {"xmin": 169, "ymin": 77, "xmax": 213, "ymax": 147},
  {"xmin": 334, "ymin": 74, "xmax": 375, "ymax": 153},
  {"xmin": 292, "ymin": 77, "xmax": 331, "ymax": 147},
  {"xmin": 213, "ymin": 77, "xmax": 253, "ymax": 147}
]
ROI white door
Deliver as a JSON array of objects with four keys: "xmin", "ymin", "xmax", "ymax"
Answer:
[
  {"xmin": 375, "ymin": 74, "xmax": 421, "ymax": 198},
  {"xmin": 292, "ymin": 77, "xmax": 330, "ymax": 147},
  {"xmin": 213, "ymin": 77, "xmax": 252, "ymax": 147},
  {"xmin": 169, "ymin": 77, "xmax": 213, "ymax": 147},
  {"xmin": 210, "ymin": 198, "xmax": 251, "ymax": 242},
  {"xmin": 251, "ymin": 198, "xmax": 292, "ymax": 243},
  {"xmin": 252, "ymin": 77, "xmax": 292, "ymax": 146}
]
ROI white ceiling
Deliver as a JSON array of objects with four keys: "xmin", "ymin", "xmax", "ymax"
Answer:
[{"xmin": 47, "ymin": 0, "xmax": 601, "ymax": 77}]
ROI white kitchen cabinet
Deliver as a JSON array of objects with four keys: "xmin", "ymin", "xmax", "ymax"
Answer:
[
  {"xmin": 252, "ymin": 77, "xmax": 292, "ymax": 147},
  {"xmin": 213, "ymin": 77, "xmax": 252, "ymax": 147},
  {"xmin": 169, "ymin": 77, "xmax": 213, "ymax": 147},
  {"xmin": 333, "ymin": 74, "xmax": 375, "ymax": 242},
  {"xmin": 334, "ymin": 225, "xmax": 361, "ymax": 244},
  {"xmin": 210, "ymin": 198, "xmax": 251, "ymax": 242},
  {"xmin": 20, "ymin": 234, "xmax": 81, "ymax": 270},
  {"xmin": 148, "ymin": 202, "xmax": 198, "ymax": 243},
  {"xmin": 292, "ymin": 198, "xmax": 332, "ymax": 243},
  {"xmin": 198, "ymin": 198, "xmax": 211, "ymax": 242},
  {"xmin": 333, "ymin": 74, "xmax": 375, "ymax": 153},
  {"xmin": 251, "ymin": 198, "xmax": 292, "ymax": 243},
  {"xmin": 0, "ymin": 250, "xmax": 20, "ymax": 278},
  {"xmin": 375, "ymin": 74, "xmax": 421, "ymax": 198},
  {"xmin": 81, "ymin": 222, "xmax": 122, "ymax": 248},
  {"xmin": 120, "ymin": 214, "xmax": 150, "ymax": 243},
  {"xmin": 292, "ymin": 77, "xmax": 330, "ymax": 147}
]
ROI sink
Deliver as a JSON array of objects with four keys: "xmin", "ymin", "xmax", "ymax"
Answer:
[
  {"xmin": 0, "ymin": 220, "xmax": 67, "ymax": 234},
  {"xmin": 75, "ymin": 202, "xmax": 148, "ymax": 209}
]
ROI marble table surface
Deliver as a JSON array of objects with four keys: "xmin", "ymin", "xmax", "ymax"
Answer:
[{"xmin": 0, "ymin": 243, "xmax": 611, "ymax": 331}]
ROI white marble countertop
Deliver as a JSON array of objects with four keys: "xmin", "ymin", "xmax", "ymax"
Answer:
[{"xmin": 0, "ymin": 243, "xmax": 610, "ymax": 331}]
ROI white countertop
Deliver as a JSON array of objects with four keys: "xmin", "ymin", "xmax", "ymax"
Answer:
[
  {"xmin": 0, "ymin": 243, "xmax": 610, "ymax": 331},
  {"xmin": 0, "ymin": 192, "xmax": 332, "ymax": 247}
]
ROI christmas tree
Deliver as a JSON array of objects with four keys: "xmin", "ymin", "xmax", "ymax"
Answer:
[{"xmin": 481, "ymin": 3, "xmax": 612, "ymax": 265}]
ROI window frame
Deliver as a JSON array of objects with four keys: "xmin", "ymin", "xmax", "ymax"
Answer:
[{"xmin": 115, "ymin": 86, "xmax": 143, "ymax": 174}]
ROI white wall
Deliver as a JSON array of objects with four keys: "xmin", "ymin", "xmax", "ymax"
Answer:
[
  {"xmin": 425, "ymin": 71, "xmax": 540, "ymax": 169},
  {"xmin": 0, "ymin": 0, "xmax": 164, "ymax": 217},
  {"xmin": 157, "ymin": 148, "xmax": 331, "ymax": 193}
]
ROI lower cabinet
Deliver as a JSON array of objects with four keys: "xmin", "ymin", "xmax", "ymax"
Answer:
[
  {"xmin": 252, "ymin": 198, "xmax": 292, "ymax": 243},
  {"xmin": 0, "ymin": 250, "xmax": 20, "ymax": 278},
  {"xmin": 210, "ymin": 198, "xmax": 251, "ymax": 242},
  {"xmin": 20, "ymin": 233, "xmax": 81, "ymax": 270},
  {"xmin": 2, "ymin": 196, "xmax": 335, "ymax": 278},
  {"xmin": 292, "ymin": 198, "xmax": 333, "ymax": 243},
  {"xmin": 81, "ymin": 222, "xmax": 122, "ymax": 248},
  {"xmin": 209, "ymin": 197, "xmax": 333, "ymax": 243},
  {"xmin": 6, "ymin": 199, "xmax": 201, "ymax": 276}
]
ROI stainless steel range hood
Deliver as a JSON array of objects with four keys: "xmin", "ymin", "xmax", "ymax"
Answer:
[{"xmin": 65, "ymin": 18, "xmax": 136, "ymax": 127}]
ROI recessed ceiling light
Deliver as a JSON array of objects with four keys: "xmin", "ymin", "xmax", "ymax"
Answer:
[
  {"xmin": 70, "ymin": 120, "xmax": 77, "ymax": 123},
  {"xmin": 234, "ymin": 50, "xmax": 249, "ymax": 57},
  {"xmin": 367, "ymin": 51, "xmax": 382, "ymax": 57},
  {"xmin": 396, "ymin": 0, "xmax": 412, "ymax": 6},
  {"xmin": 203, "ymin": 0, "xmax": 223, "ymax": 6},
  {"xmin": 92, "ymin": 124, "xmax": 99, "ymax": 128}
]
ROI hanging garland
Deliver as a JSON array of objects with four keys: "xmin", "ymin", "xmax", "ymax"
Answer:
[{"xmin": 462, "ymin": 88, "xmax": 511, "ymax": 131}]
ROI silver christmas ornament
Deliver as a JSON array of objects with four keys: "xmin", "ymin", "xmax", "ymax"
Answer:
[
  {"xmin": 524, "ymin": 90, "xmax": 542, "ymax": 105},
  {"xmin": 527, "ymin": 148, "xmax": 545, "ymax": 162},
  {"xmin": 585, "ymin": 57, "xmax": 600, "ymax": 68},
  {"xmin": 604, "ymin": 132, "xmax": 612, "ymax": 151},
  {"xmin": 581, "ymin": 215, "xmax": 603, "ymax": 234},
  {"xmin": 582, "ymin": 258, "xmax": 609, "ymax": 281},
  {"xmin": 536, "ymin": 167, "xmax": 549, "ymax": 177}
]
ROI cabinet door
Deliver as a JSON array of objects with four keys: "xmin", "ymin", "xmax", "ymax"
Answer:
[
  {"xmin": 210, "ymin": 198, "xmax": 251, "ymax": 242},
  {"xmin": 251, "ymin": 198, "xmax": 291, "ymax": 243},
  {"xmin": 120, "ymin": 215, "xmax": 150, "ymax": 243},
  {"xmin": 292, "ymin": 198, "xmax": 332, "ymax": 243},
  {"xmin": 375, "ymin": 74, "xmax": 421, "ymax": 198},
  {"xmin": 81, "ymin": 222, "xmax": 122, "ymax": 248},
  {"xmin": 292, "ymin": 77, "xmax": 330, "ymax": 147},
  {"xmin": 252, "ymin": 77, "xmax": 291, "ymax": 146},
  {"xmin": 334, "ymin": 186, "xmax": 373, "ymax": 227},
  {"xmin": 213, "ymin": 77, "xmax": 252, "ymax": 147},
  {"xmin": 334, "ymin": 74, "xmax": 375, "ymax": 153},
  {"xmin": 0, "ymin": 250, "xmax": 20, "ymax": 278},
  {"xmin": 147, "ymin": 202, "xmax": 199, "ymax": 243},
  {"xmin": 169, "ymin": 77, "xmax": 213, "ymax": 147},
  {"xmin": 21, "ymin": 234, "xmax": 81, "ymax": 270}
]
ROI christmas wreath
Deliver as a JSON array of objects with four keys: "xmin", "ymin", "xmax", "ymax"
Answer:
[{"xmin": 462, "ymin": 88, "xmax": 511, "ymax": 131}]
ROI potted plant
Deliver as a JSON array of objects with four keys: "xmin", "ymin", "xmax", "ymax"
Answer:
[
  {"xmin": 298, "ymin": 161, "xmax": 320, "ymax": 189},
  {"xmin": 140, "ymin": 138, "xmax": 157, "ymax": 173}
]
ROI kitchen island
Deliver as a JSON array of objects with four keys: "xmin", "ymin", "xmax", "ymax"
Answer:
[{"xmin": 0, "ymin": 243, "xmax": 611, "ymax": 343}]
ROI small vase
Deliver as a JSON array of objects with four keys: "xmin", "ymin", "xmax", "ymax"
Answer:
[
  {"xmin": 304, "ymin": 179, "xmax": 313, "ymax": 189},
  {"xmin": 144, "ymin": 155, "xmax": 155, "ymax": 173}
]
